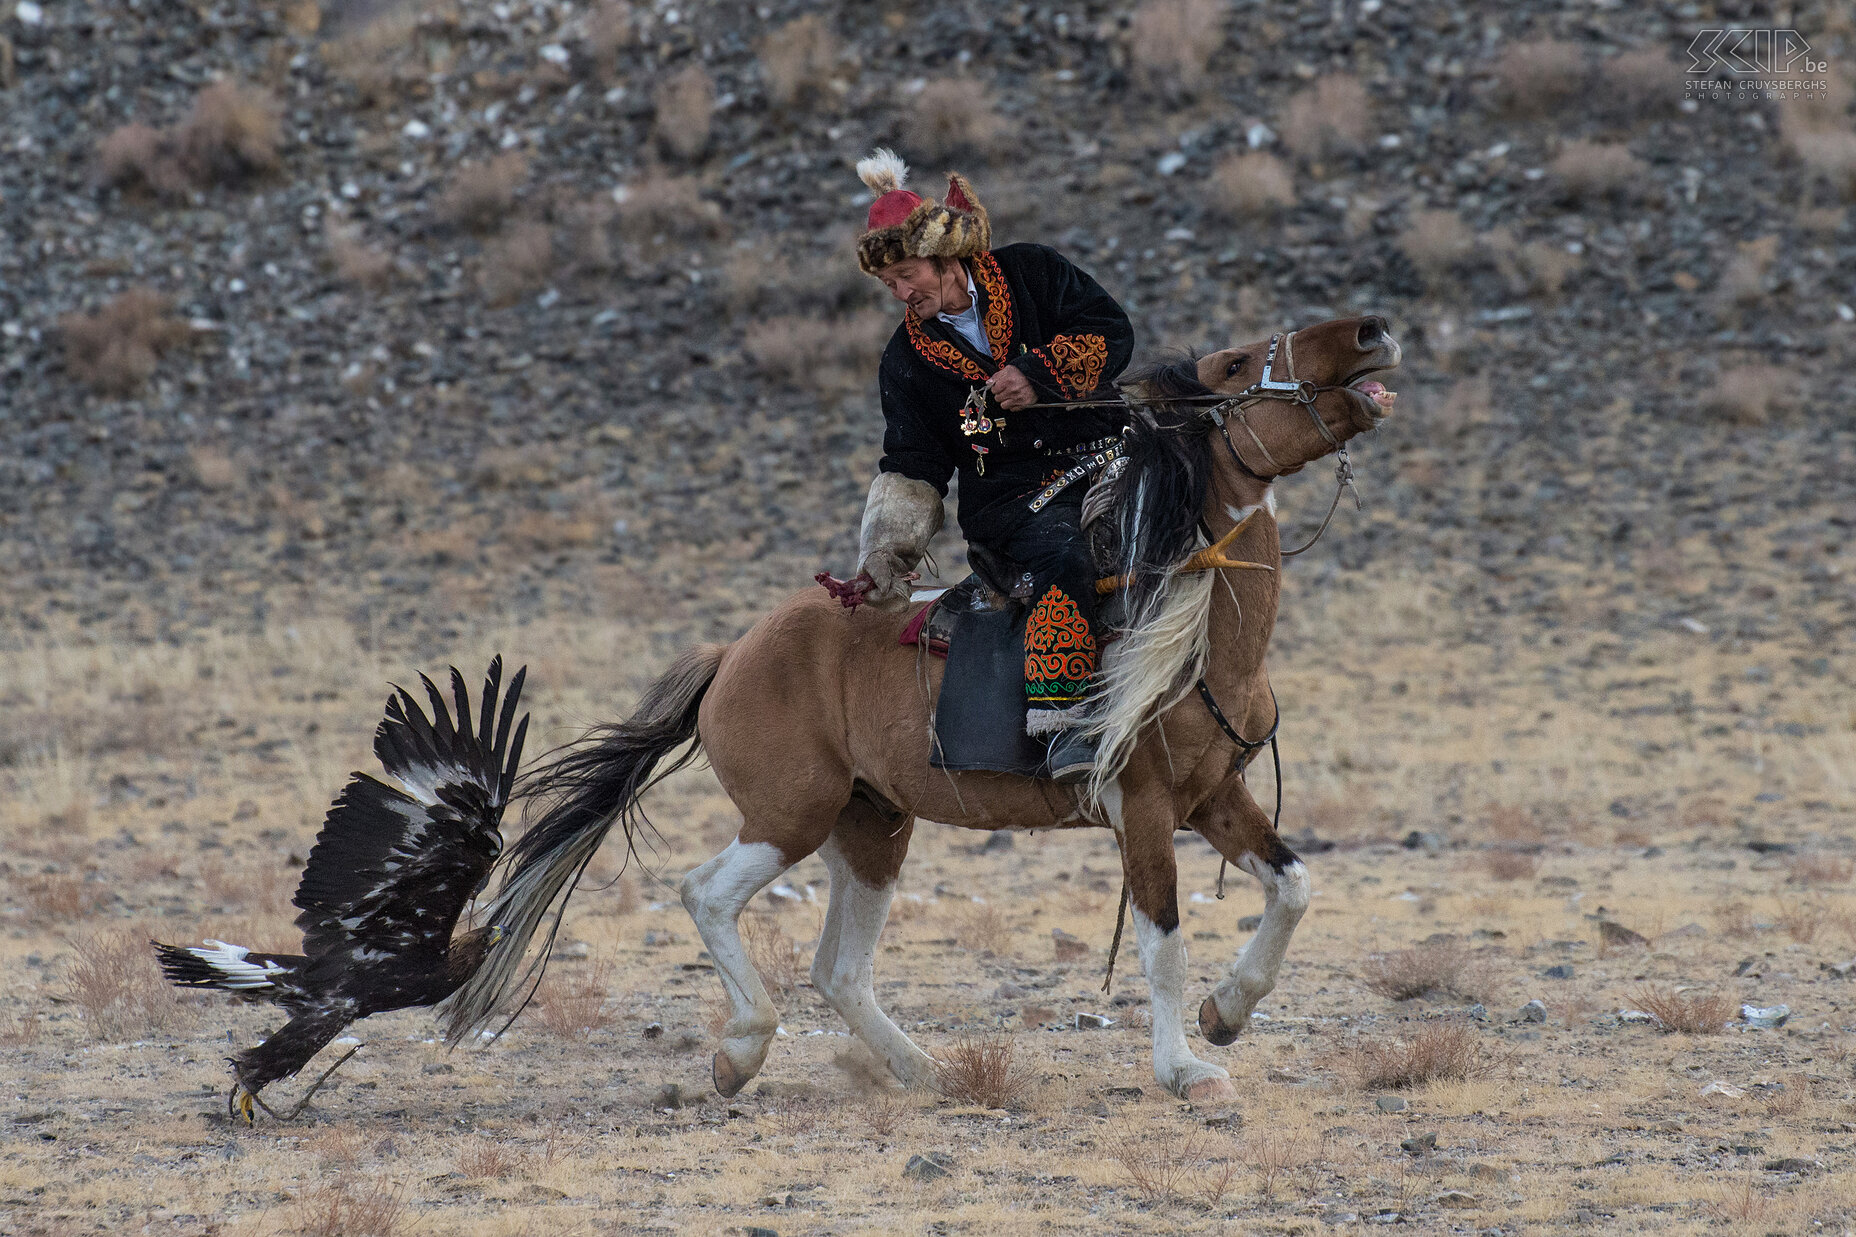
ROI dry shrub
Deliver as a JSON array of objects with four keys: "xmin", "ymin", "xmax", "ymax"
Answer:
[
  {"xmin": 954, "ymin": 901, "xmax": 1012, "ymax": 957},
  {"xmin": 1594, "ymin": 46, "xmax": 1684, "ymax": 119},
  {"xmin": 65, "ymin": 929, "xmax": 195, "ymax": 1040},
  {"xmin": 1209, "ymin": 152, "xmax": 1294, "ymax": 218},
  {"xmin": 743, "ymin": 310, "xmax": 892, "ymax": 398},
  {"xmin": 723, "ymin": 239, "xmax": 866, "ymax": 318},
  {"xmin": 1775, "ymin": 896, "xmax": 1829, "ymax": 944},
  {"xmin": 456, "ymin": 1138, "xmax": 530, "ymax": 1178},
  {"xmin": 1717, "ymin": 234, "xmax": 1778, "ymax": 306},
  {"xmin": 435, "ymin": 152, "xmax": 527, "ymax": 233},
  {"xmin": 320, "ymin": 6, "xmax": 433, "ymax": 108},
  {"xmin": 1788, "ymin": 853, "xmax": 1854, "ymax": 885},
  {"xmin": 1127, "ymin": 0, "xmax": 1224, "ymax": 101},
  {"xmin": 295, "ymin": 1178, "xmax": 409, "ymax": 1237},
  {"xmin": 934, "ymin": 1032, "xmax": 1034, "ymax": 1108},
  {"xmin": 480, "ymin": 220, "xmax": 556, "ymax": 307},
  {"xmin": 189, "ymin": 446, "xmax": 241, "ymax": 491},
  {"xmin": 1550, "ymin": 140, "xmax": 1648, "ymax": 203},
  {"xmin": 1398, "ymin": 210, "xmax": 1476, "ymax": 288},
  {"xmin": 1697, "ymin": 364, "xmax": 1790, "ymax": 426},
  {"xmin": 1779, "ymin": 70, "xmax": 1856, "ymax": 199},
  {"xmin": 1280, "ymin": 74, "xmax": 1370, "ymax": 163},
  {"xmin": 1492, "ymin": 38, "xmax": 1587, "ymax": 116},
  {"xmin": 1629, "ymin": 985, "xmax": 1734, "ymax": 1034},
  {"xmin": 760, "ymin": 14, "xmax": 844, "ymax": 110},
  {"xmin": 740, "ymin": 913, "xmax": 806, "ymax": 996},
  {"xmin": 0, "ymin": 1012, "xmax": 42, "ymax": 1048},
  {"xmin": 1361, "ymin": 939, "xmax": 1489, "ymax": 1002},
  {"xmin": 531, "ymin": 958, "xmax": 614, "ymax": 1040},
  {"xmin": 1517, "ymin": 238, "xmax": 1580, "ymax": 298},
  {"xmin": 859, "ymin": 1088, "xmax": 915, "ymax": 1139},
  {"xmin": 1350, "ymin": 1022, "xmax": 1490, "ymax": 1089},
  {"xmin": 324, "ymin": 218, "xmax": 394, "ymax": 288},
  {"xmin": 1712, "ymin": 899, "xmax": 1757, "ymax": 939},
  {"xmin": 1113, "ymin": 1127, "xmax": 1238, "ymax": 1204},
  {"xmin": 96, "ymin": 81, "xmax": 280, "ymax": 197},
  {"xmin": 556, "ymin": 194, "xmax": 616, "ymax": 276},
  {"xmin": 1707, "ymin": 1174, "xmax": 1773, "ymax": 1224},
  {"xmin": 1480, "ymin": 850, "xmax": 1539, "ymax": 882},
  {"xmin": 59, "ymin": 288, "xmax": 191, "ymax": 396},
  {"xmin": 21, "ymin": 873, "xmax": 104, "ymax": 920},
  {"xmin": 584, "ymin": 0, "xmax": 635, "ymax": 79},
  {"xmin": 904, "ymin": 78, "xmax": 1001, "ymax": 159},
  {"xmin": 613, "ymin": 172, "xmax": 724, "ymax": 241},
  {"xmin": 654, "ymin": 65, "xmax": 715, "ymax": 161}
]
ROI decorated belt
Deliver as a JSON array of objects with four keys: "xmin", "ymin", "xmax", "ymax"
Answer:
[{"xmin": 1026, "ymin": 439, "xmax": 1126, "ymax": 512}]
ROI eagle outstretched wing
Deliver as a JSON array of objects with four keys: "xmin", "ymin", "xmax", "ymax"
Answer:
[{"xmin": 293, "ymin": 657, "xmax": 528, "ymax": 960}]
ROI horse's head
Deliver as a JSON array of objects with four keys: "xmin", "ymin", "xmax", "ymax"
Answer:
[{"xmin": 1193, "ymin": 315, "xmax": 1400, "ymax": 477}]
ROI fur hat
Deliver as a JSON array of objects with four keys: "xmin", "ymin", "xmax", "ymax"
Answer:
[{"xmin": 854, "ymin": 148, "xmax": 991, "ymax": 276}]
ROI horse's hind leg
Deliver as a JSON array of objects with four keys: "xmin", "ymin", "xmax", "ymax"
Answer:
[
  {"xmin": 1189, "ymin": 774, "xmax": 1310, "ymax": 1046},
  {"xmin": 810, "ymin": 799, "xmax": 937, "ymax": 1089},
  {"xmin": 679, "ymin": 838, "xmax": 794, "ymax": 1096}
]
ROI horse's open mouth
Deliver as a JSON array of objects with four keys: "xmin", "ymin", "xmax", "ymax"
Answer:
[{"xmin": 1343, "ymin": 373, "xmax": 1398, "ymax": 426}]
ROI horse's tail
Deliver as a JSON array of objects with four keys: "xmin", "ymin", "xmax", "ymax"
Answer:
[{"xmin": 441, "ymin": 642, "xmax": 728, "ymax": 1044}]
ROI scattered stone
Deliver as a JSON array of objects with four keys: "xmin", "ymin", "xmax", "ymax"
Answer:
[
  {"xmin": 651, "ymin": 1083, "xmax": 684, "ymax": 1110},
  {"xmin": 1237, "ymin": 914, "xmax": 1263, "ymax": 931},
  {"xmin": 1745, "ymin": 840, "xmax": 1794, "ymax": 854},
  {"xmin": 1617, "ymin": 1009, "xmax": 1654, "ymax": 1024},
  {"xmin": 1103, "ymin": 1085, "xmax": 1144, "ymax": 1099},
  {"xmin": 1375, "ymin": 1095, "xmax": 1408, "ymax": 1113},
  {"xmin": 1822, "ymin": 959, "xmax": 1855, "ymax": 978},
  {"xmin": 1597, "ymin": 920, "xmax": 1649, "ymax": 949},
  {"xmin": 1518, "ymin": 999, "xmax": 1548, "ymax": 1023},
  {"xmin": 1073, "ymin": 1012, "xmax": 1114, "ymax": 1031},
  {"xmin": 1641, "ymin": 845, "xmax": 1665, "ymax": 858},
  {"xmin": 1400, "ymin": 1131, "xmax": 1438, "ymax": 1154},
  {"xmin": 1733, "ymin": 957, "xmax": 1760, "ymax": 977},
  {"xmin": 1203, "ymin": 1113, "xmax": 1243, "ymax": 1130},
  {"xmin": 977, "ymin": 832, "xmax": 1013, "ymax": 854},
  {"xmin": 1402, "ymin": 830, "xmax": 1444, "ymax": 853},
  {"xmin": 1699, "ymin": 1080, "xmax": 1744, "ymax": 1099},
  {"xmin": 902, "ymin": 1152, "xmax": 953, "ymax": 1181},
  {"xmin": 1434, "ymin": 1191, "xmax": 1480, "ymax": 1208},
  {"xmin": 1542, "ymin": 964, "xmax": 1575, "ymax": 980},
  {"xmin": 1266, "ymin": 1068, "xmax": 1310, "ymax": 1085},
  {"xmin": 643, "ymin": 930, "xmax": 678, "ymax": 946},
  {"xmin": 743, "ymin": 1228, "xmax": 780, "ymax": 1237},
  {"xmin": 1467, "ymin": 1162, "xmax": 1511, "ymax": 1183},
  {"xmin": 1051, "ymin": 929, "xmax": 1090, "ymax": 962},
  {"xmin": 1322, "ymin": 1212, "xmax": 1361, "ymax": 1226},
  {"xmin": 992, "ymin": 982, "xmax": 1028, "ymax": 1000},
  {"xmin": 421, "ymin": 1062, "xmax": 453, "ymax": 1074},
  {"xmin": 1740, "ymin": 1003, "xmax": 1790, "ymax": 1028},
  {"xmin": 1464, "ymin": 1003, "xmax": 1488, "ymax": 1020},
  {"xmin": 557, "ymin": 940, "xmax": 591, "ymax": 958},
  {"xmin": 642, "ymin": 1022, "xmax": 664, "ymax": 1039},
  {"xmin": 1763, "ymin": 1157, "xmax": 1820, "ymax": 1174}
]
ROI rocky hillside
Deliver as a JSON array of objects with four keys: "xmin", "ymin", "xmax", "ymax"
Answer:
[{"xmin": 1, "ymin": 0, "xmax": 1851, "ymax": 659}]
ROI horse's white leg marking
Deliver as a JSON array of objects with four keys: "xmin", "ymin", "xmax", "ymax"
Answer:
[
  {"xmin": 1208, "ymin": 856, "xmax": 1310, "ymax": 1032},
  {"xmin": 679, "ymin": 839, "xmax": 790, "ymax": 1082},
  {"xmin": 811, "ymin": 835, "xmax": 938, "ymax": 1089}
]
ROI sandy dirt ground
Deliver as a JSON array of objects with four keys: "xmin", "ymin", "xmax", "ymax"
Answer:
[{"xmin": 3, "ymin": 541, "xmax": 1853, "ymax": 1237}]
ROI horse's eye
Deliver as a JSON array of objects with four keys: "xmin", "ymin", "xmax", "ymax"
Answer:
[{"xmin": 1226, "ymin": 357, "xmax": 1245, "ymax": 378}]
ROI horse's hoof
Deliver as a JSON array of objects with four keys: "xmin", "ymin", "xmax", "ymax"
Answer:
[
  {"xmin": 712, "ymin": 1051, "xmax": 748, "ymax": 1099},
  {"xmin": 1199, "ymin": 995, "xmax": 1241, "ymax": 1047},
  {"xmin": 1185, "ymin": 1077, "xmax": 1239, "ymax": 1104}
]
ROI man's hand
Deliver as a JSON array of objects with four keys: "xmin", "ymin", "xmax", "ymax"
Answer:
[{"xmin": 987, "ymin": 365, "xmax": 1036, "ymax": 410}]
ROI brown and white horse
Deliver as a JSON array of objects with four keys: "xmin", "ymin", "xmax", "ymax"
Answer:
[{"xmin": 446, "ymin": 316, "xmax": 1400, "ymax": 1103}]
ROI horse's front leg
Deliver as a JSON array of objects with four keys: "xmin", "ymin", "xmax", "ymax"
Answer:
[
  {"xmin": 1189, "ymin": 773, "xmax": 1310, "ymax": 1045},
  {"xmin": 1107, "ymin": 781, "xmax": 1240, "ymax": 1103}
]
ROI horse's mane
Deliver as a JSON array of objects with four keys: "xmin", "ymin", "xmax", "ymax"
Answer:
[{"xmin": 1081, "ymin": 354, "xmax": 1220, "ymax": 813}]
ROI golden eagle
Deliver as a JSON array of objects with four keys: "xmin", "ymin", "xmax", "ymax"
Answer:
[{"xmin": 153, "ymin": 657, "xmax": 528, "ymax": 1123}]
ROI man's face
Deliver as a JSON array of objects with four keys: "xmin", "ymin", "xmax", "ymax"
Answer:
[{"xmin": 878, "ymin": 257, "xmax": 955, "ymax": 319}]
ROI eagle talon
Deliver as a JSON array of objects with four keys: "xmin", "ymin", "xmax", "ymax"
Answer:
[{"xmin": 231, "ymin": 1086, "xmax": 256, "ymax": 1126}]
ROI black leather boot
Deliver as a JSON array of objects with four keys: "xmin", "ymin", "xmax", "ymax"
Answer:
[{"xmin": 1044, "ymin": 726, "xmax": 1098, "ymax": 785}]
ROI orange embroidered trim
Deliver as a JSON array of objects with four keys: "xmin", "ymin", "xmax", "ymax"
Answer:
[
  {"xmin": 1024, "ymin": 585, "xmax": 1097, "ymax": 706},
  {"xmin": 1030, "ymin": 333, "xmax": 1108, "ymax": 399},
  {"xmin": 902, "ymin": 251, "xmax": 1016, "ymax": 379}
]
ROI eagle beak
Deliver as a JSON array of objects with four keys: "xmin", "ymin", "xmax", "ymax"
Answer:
[{"xmin": 488, "ymin": 924, "xmax": 506, "ymax": 944}]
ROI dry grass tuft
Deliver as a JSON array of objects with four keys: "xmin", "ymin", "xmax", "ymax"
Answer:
[
  {"xmin": 59, "ymin": 288, "xmax": 191, "ymax": 396},
  {"xmin": 904, "ymin": 78, "xmax": 1001, "ymax": 159},
  {"xmin": 1399, "ymin": 209, "xmax": 1476, "ymax": 288},
  {"xmin": 743, "ymin": 310, "xmax": 892, "ymax": 399},
  {"xmin": 954, "ymin": 901, "xmax": 1013, "ymax": 957},
  {"xmin": 1629, "ymin": 985, "xmax": 1734, "ymax": 1035},
  {"xmin": 1127, "ymin": 0, "xmax": 1224, "ymax": 101},
  {"xmin": 740, "ymin": 913, "xmax": 806, "ymax": 996},
  {"xmin": 1480, "ymin": 849, "xmax": 1540, "ymax": 881},
  {"xmin": 1350, "ymin": 1022, "xmax": 1491, "ymax": 1089},
  {"xmin": 96, "ymin": 81, "xmax": 281, "ymax": 197},
  {"xmin": 1362, "ymin": 938, "xmax": 1489, "ymax": 1001},
  {"xmin": 614, "ymin": 172, "xmax": 725, "ymax": 241},
  {"xmin": 1712, "ymin": 899, "xmax": 1758, "ymax": 939},
  {"xmin": 1594, "ymin": 46, "xmax": 1685, "ymax": 119},
  {"xmin": 295, "ymin": 1177, "xmax": 410, "ymax": 1237},
  {"xmin": 1209, "ymin": 152, "xmax": 1295, "ymax": 218},
  {"xmin": 1788, "ymin": 852, "xmax": 1855, "ymax": 885},
  {"xmin": 654, "ymin": 65, "xmax": 715, "ymax": 161},
  {"xmin": 531, "ymin": 958, "xmax": 614, "ymax": 1040},
  {"xmin": 66, "ymin": 929, "xmax": 196, "ymax": 1040},
  {"xmin": 1779, "ymin": 71, "xmax": 1856, "ymax": 199},
  {"xmin": 21, "ymin": 873, "xmax": 105, "ymax": 920},
  {"xmin": 456, "ymin": 1138, "xmax": 531, "ymax": 1179},
  {"xmin": 1550, "ymin": 140, "xmax": 1649, "ymax": 203},
  {"xmin": 324, "ymin": 217, "xmax": 395, "ymax": 288},
  {"xmin": 1113, "ymin": 1127, "xmax": 1238, "ymax": 1204},
  {"xmin": 1774, "ymin": 896, "xmax": 1829, "ymax": 944},
  {"xmin": 760, "ymin": 14, "xmax": 845, "ymax": 110},
  {"xmin": 1492, "ymin": 38, "xmax": 1587, "ymax": 116},
  {"xmin": 480, "ymin": 220, "xmax": 556, "ymax": 307},
  {"xmin": 1717, "ymin": 234, "xmax": 1778, "ymax": 307},
  {"xmin": 1697, "ymin": 364, "xmax": 1790, "ymax": 426},
  {"xmin": 583, "ymin": 0, "xmax": 635, "ymax": 80},
  {"xmin": 1280, "ymin": 74, "xmax": 1371, "ymax": 163},
  {"xmin": 934, "ymin": 1032, "xmax": 1034, "ymax": 1108},
  {"xmin": 435, "ymin": 152, "xmax": 527, "ymax": 233}
]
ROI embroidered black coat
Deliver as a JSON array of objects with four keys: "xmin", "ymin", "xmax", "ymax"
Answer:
[{"xmin": 875, "ymin": 243, "xmax": 1134, "ymax": 543}]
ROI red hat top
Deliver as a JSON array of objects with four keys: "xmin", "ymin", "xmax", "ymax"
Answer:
[{"xmin": 854, "ymin": 149, "xmax": 990, "ymax": 276}]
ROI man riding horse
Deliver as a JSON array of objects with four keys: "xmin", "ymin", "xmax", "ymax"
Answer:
[{"xmin": 825, "ymin": 149, "xmax": 1134, "ymax": 783}]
